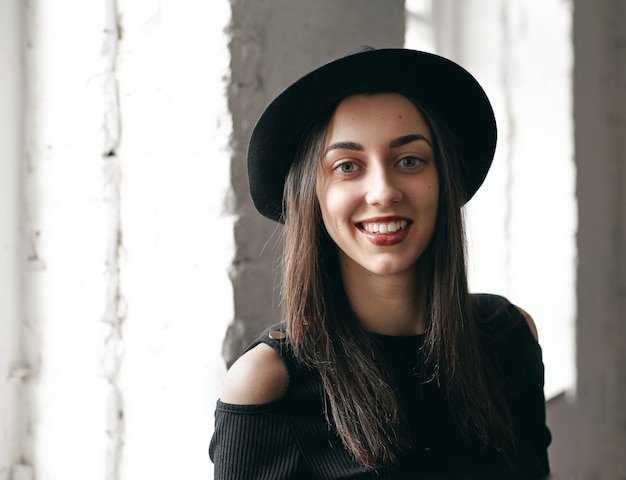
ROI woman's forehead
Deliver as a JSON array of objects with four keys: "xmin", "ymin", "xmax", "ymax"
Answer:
[{"xmin": 326, "ymin": 93, "xmax": 432, "ymax": 143}]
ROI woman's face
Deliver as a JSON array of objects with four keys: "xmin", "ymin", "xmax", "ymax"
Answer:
[{"xmin": 316, "ymin": 93, "xmax": 439, "ymax": 278}]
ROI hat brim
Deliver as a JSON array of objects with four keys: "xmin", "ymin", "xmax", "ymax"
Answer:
[{"xmin": 247, "ymin": 48, "xmax": 497, "ymax": 223}]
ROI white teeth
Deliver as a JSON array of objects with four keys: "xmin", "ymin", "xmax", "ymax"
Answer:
[{"xmin": 362, "ymin": 220, "xmax": 408, "ymax": 234}]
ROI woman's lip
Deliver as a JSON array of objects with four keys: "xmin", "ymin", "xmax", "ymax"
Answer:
[
  {"xmin": 356, "ymin": 217, "xmax": 412, "ymax": 246},
  {"xmin": 360, "ymin": 227, "xmax": 411, "ymax": 246},
  {"xmin": 356, "ymin": 216, "xmax": 410, "ymax": 224}
]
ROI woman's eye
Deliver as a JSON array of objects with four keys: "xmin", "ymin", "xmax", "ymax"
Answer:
[
  {"xmin": 335, "ymin": 162, "xmax": 359, "ymax": 173},
  {"xmin": 397, "ymin": 156, "xmax": 422, "ymax": 168}
]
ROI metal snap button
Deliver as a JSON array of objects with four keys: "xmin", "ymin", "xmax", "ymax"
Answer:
[{"xmin": 268, "ymin": 330, "xmax": 286, "ymax": 340}]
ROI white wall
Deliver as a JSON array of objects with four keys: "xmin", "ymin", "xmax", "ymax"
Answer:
[{"xmin": 1, "ymin": 1, "xmax": 233, "ymax": 479}]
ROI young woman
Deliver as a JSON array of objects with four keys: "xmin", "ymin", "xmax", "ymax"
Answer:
[{"xmin": 209, "ymin": 46, "xmax": 551, "ymax": 479}]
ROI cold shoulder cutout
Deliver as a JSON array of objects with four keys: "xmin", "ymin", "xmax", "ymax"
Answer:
[{"xmin": 219, "ymin": 342, "xmax": 288, "ymax": 405}]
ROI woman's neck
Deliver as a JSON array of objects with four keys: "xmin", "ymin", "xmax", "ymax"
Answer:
[{"xmin": 340, "ymin": 258, "xmax": 427, "ymax": 336}]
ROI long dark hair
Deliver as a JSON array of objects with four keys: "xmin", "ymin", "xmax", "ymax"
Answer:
[{"xmin": 281, "ymin": 95, "xmax": 513, "ymax": 467}]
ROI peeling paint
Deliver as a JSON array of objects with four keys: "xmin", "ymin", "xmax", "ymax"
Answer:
[
  {"xmin": 24, "ymin": 228, "xmax": 45, "ymax": 271},
  {"xmin": 7, "ymin": 365, "xmax": 31, "ymax": 383}
]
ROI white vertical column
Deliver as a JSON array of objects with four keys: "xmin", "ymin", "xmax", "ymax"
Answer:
[
  {"xmin": 21, "ymin": 1, "xmax": 115, "ymax": 477},
  {"xmin": 114, "ymin": 1, "xmax": 233, "ymax": 479},
  {"xmin": 0, "ymin": 0, "xmax": 26, "ymax": 478},
  {"xmin": 501, "ymin": 0, "xmax": 576, "ymax": 402}
]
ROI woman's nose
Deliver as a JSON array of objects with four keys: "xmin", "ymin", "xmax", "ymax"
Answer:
[{"xmin": 364, "ymin": 168, "xmax": 403, "ymax": 206}]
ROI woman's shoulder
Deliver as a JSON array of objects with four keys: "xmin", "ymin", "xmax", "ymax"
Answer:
[
  {"xmin": 219, "ymin": 325, "xmax": 289, "ymax": 405},
  {"xmin": 471, "ymin": 293, "xmax": 539, "ymax": 342}
]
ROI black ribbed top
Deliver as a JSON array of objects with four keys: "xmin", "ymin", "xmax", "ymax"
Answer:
[{"xmin": 209, "ymin": 294, "xmax": 551, "ymax": 479}]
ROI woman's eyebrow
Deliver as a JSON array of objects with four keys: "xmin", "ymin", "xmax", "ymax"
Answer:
[
  {"xmin": 389, "ymin": 134, "xmax": 432, "ymax": 148},
  {"xmin": 324, "ymin": 141, "xmax": 364, "ymax": 155},
  {"xmin": 324, "ymin": 134, "xmax": 431, "ymax": 156}
]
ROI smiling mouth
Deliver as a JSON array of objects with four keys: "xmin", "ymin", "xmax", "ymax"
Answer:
[{"xmin": 358, "ymin": 220, "xmax": 409, "ymax": 234}]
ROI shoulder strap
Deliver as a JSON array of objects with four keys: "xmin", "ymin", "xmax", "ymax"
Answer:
[{"xmin": 246, "ymin": 322, "xmax": 289, "ymax": 351}]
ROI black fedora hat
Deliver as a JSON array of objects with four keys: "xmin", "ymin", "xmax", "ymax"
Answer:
[{"xmin": 247, "ymin": 45, "xmax": 497, "ymax": 223}]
